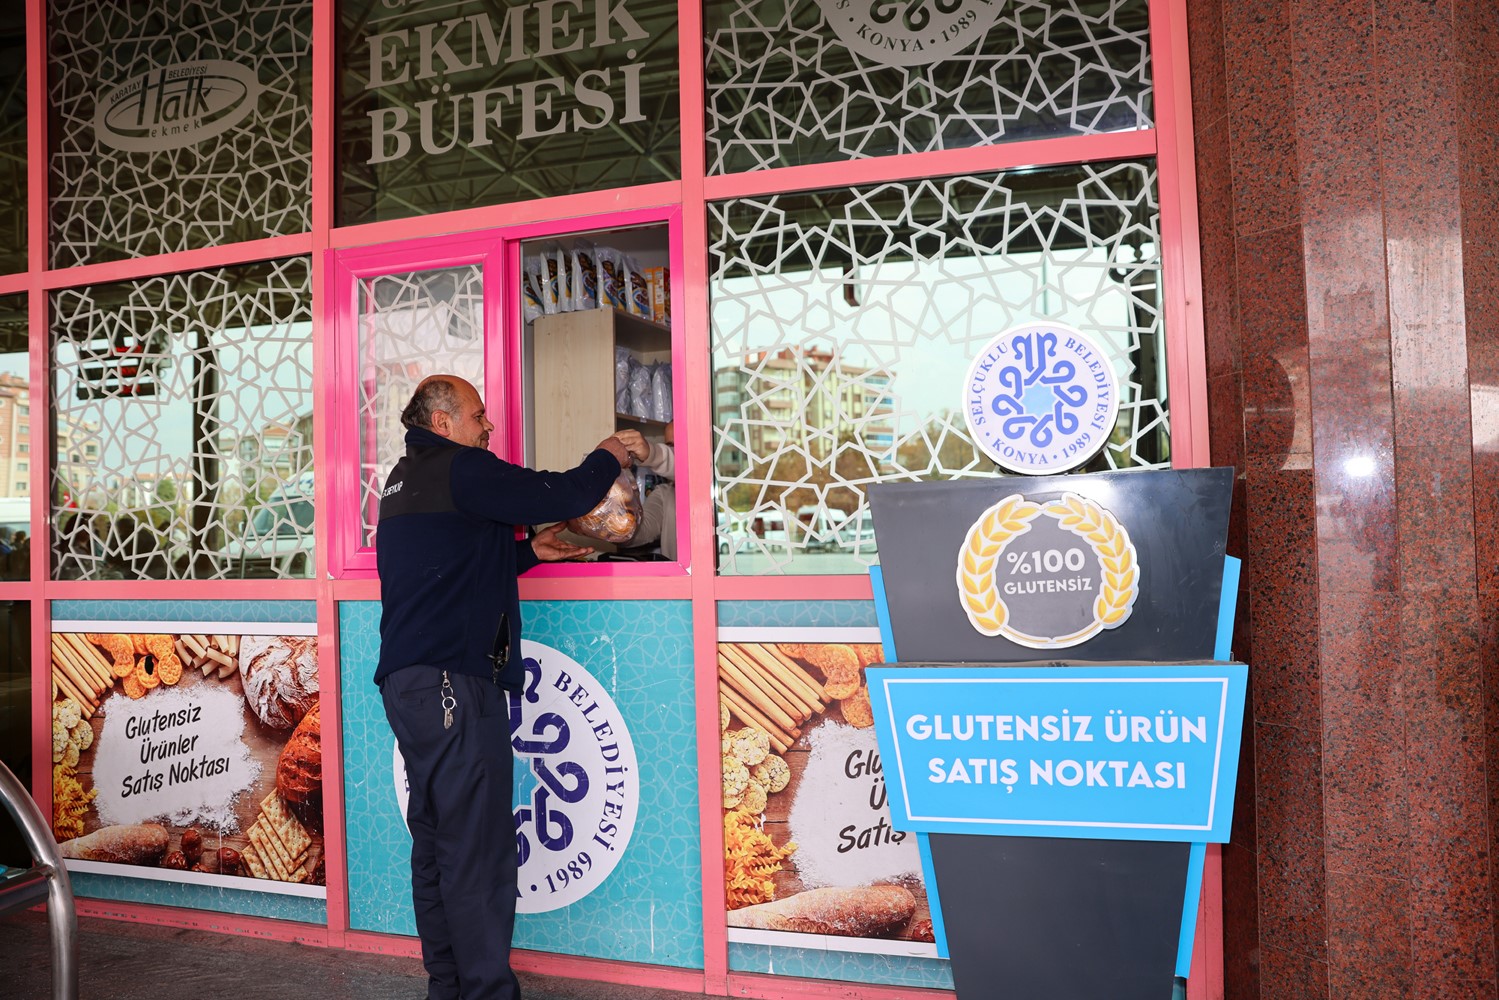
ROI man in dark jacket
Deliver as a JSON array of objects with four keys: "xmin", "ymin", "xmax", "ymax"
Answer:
[{"xmin": 376, "ymin": 374, "xmax": 645, "ymax": 1000}]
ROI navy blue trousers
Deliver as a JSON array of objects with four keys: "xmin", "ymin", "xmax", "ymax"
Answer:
[{"xmin": 381, "ymin": 666, "xmax": 521, "ymax": 1000}]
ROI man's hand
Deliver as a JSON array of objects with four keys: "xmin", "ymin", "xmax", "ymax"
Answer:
[
  {"xmin": 595, "ymin": 435, "xmax": 630, "ymax": 467},
  {"xmin": 610, "ymin": 428, "xmax": 651, "ymax": 464},
  {"xmin": 532, "ymin": 522, "xmax": 595, "ymax": 562}
]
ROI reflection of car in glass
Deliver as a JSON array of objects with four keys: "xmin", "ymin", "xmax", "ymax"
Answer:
[
  {"xmin": 797, "ymin": 504, "xmax": 858, "ymax": 552},
  {"xmin": 717, "ymin": 511, "xmax": 788, "ymax": 555},
  {"xmin": 222, "ymin": 476, "xmax": 315, "ymax": 578},
  {"xmin": 836, "ymin": 510, "xmax": 878, "ymax": 552}
]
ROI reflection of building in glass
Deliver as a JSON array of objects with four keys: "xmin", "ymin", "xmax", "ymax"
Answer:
[
  {"xmin": 0, "ymin": 373, "xmax": 100, "ymax": 501},
  {"xmin": 714, "ymin": 347, "xmax": 894, "ymax": 477},
  {"xmin": 229, "ymin": 412, "xmax": 313, "ymax": 495}
]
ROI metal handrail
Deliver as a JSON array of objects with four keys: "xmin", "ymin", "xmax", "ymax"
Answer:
[{"xmin": 0, "ymin": 759, "xmax": 77, "ymax": 1000}]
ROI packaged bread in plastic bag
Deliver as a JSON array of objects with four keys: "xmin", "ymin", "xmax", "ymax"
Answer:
[
  {"xmin": 614, "ymin": 346, "xmax": 633, "ymax": 413},
  {"xmin": 567, "ymin": 469, "xmax": 642, "ymax": 545},
  {"xmin": 651, "ymin": 361, "xmax": 673, "ymax": 421}
]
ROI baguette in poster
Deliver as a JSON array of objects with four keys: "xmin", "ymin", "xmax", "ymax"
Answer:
[
  {"xmin": 58, "ymin": 822, "xmax": 169, "ymax": 865},
  {"xmin": 725, "ymin": 884, "xmax": 916, "ymax": 938}
]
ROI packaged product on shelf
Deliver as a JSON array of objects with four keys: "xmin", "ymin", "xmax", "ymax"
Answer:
[
  {"xmin": 627, "ymin": 356, "xmax": 653, "ymax": 419},
  {"xmin": 527, "ymin": 260, "xmax": 551, "ymax": 322},
  {"xmin": 573, "ymin": 239, "xmax": 599, "ymax": 311},
  {"xmin": 650, "ymin": 361, "xmax": 673, "ymax": 422},
  {"xmin": 646, "ymin": 267, "xmax": 668, "ymax": 324},
  {"xmin": 615, "ymin": 346, "xmax": 633, "ymax": 413},
  {"xmin": 521, "ymin": 264, "xmax": 544, "ymax": 323},
  {"xmin": 625, "ymin": 256, "xmax": 651, "ymax": 318},
  {"xmin": 553, "ymin": 243, "xmax": 575, "ymax": 312},
  {"xmin": 598, "ymin": 247, "xmax": 627, "ymax": 309},
  {"xmin": 525, "ymin": 256, "xmax": 554, "ymax": 315},
  {"xmin": 538, "ymin": 250, "xmax": 561, "ymax": 314}
]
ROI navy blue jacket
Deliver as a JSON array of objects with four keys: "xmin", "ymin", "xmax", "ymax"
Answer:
[{"xmin": 375, "ymin": 425, "xmax": 619, "ymax": 688}]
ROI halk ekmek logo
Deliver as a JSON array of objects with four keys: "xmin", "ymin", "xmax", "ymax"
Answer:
[{"xmin": 94, "ymin": 60, "xmax": 261, "ymax": 152}]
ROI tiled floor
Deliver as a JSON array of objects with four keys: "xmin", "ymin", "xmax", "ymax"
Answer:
[{"xmin": 0, "ymin": 909, "xmax": 711, "ymax": 1000}]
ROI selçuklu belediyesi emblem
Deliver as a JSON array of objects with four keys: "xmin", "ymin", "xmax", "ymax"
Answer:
[
  {"xmin": 812, "ymin": 0, "xmax": 1006, "ymax": 69},
  {"xmin": 963, "ymin": 322, "xmax": 1120, "ymax": 475},
  {"xmin": 956, "ymin": 492, "xmax": 1139, "ymax": 649}
]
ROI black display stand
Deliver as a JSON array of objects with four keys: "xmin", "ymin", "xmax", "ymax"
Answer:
[
  {"xmin": 927, "ymin": 835, "xmax": 1188, "ymax": 1000},
  {"xmin": 867, "ymin": 468, "xmax": 1237, "ymax": 1000}
]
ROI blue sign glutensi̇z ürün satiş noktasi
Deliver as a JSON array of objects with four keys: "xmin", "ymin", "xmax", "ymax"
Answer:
[
  {"xmin": 963, "ymin": 322, "xmax": 1119, "ymax": 475},
  {"xmin": 866, "ymin": 663, "xmax": 1247, "ymax": 842}
]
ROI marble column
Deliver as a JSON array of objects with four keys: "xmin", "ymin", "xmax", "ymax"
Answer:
[{"xmin": 1187, "ymin": 0, "xmax": 1499, "ymax": 996}]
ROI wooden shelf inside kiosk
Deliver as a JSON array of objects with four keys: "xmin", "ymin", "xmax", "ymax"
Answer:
[{"xmin": 532, "ymin": 306, "xmax": 671, "ymax": 474}]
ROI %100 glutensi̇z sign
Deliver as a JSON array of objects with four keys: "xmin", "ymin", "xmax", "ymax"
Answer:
[{"xmin": 866, "ymin": 664, "xmax": 1247, "ymax": 843}]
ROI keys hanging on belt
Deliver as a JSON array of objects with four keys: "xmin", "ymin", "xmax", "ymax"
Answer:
[{"xmin": 441, "ymin": 671, "xmax": 456, "ymax": 730}]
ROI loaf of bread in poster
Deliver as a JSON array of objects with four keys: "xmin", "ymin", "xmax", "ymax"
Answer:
[
  {"xmin": 239, "ymin": 635, "xmax": 319, "ymax": 730},
  {"xmin": 276, "ymin": 699, "xmax": 322, "ymax": 805},
  {"xmin": 725, "ymin": 884, "xmax": 916, "ymax": 937},
  {"xmin": 58, "ymin": 822, "xmax": 169, "ymax": 865}
]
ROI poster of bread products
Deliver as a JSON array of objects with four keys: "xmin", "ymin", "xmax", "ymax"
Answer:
[
  {"xmin": 716, "ymin": 629, "xmax": 936, "ymax": 958},
  {"xmin": 48, "ymin": 622, "xmax": 324, "ymax": 897}
]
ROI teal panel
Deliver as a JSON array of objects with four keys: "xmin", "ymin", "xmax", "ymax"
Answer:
[
  {"xmin": 341, "ymin": 599, "xmax": 703, "ymax": 969},
  {"xmin": 69, "ymin": 871, "xmax": 326, "ymax": 924},
  {"xmin": 716, "ymin": 600, "xmax": 878, "ymax": 629},
  {"xmin": 728, "ymin": 943, "xmax": 954, "ymax": 990},
  {"xmin": 51, "ymin": 600, "xmax": 315, "ymax": 623}
]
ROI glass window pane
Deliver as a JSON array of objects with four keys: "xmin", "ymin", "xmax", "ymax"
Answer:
[
  {"xmin": 704, "ymin": 0, "xmax": 1151, "ymax": 174},
  {"xmin": 0, "ymin": 10, "xmax": 24, "ymax": 275},
  {"xmin": 51, "ymin": 259, "xmax": 314, "ymax": 580},
  {"xmin": 710, "ymin": 163, "xmax": 1168, "ymax": 575},
  {"xmin": 356, "ymin": 265, "xmax": 485, "ymax": 549},
  {"xmin": 337, "ymin": 0, "xmax": 681, "ymax": 226},
  {"xmin": 48, "ymin": 0, "xmax": 313, "ymax": 267},
  {"xmin": 0, "ymin": 294, "xmax": 28, "ymax": 582}
]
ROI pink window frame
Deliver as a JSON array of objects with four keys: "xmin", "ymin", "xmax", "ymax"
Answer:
[{"xmin": 325, "ymin": 207, "xmax": 688, "ymax": 580}]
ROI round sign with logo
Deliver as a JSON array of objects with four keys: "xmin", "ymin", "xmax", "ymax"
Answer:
[
  {"xmin": 812, "ymin": 0, "xmax": 1005, "ymax": 68},
  {"xmin": 394, "ymin": 640, "xmax": 637, "ymax": 913},
  {"xmin": 93, "ymin": 60, "xmax": 262, "ymax": 153},
  {"xmin": 962, "ymin": 323, "xmax": 1120, "ymax": 475},
  {"xmin": 956, "ymin": 492, "xmax": 1140, "ymax": 648}
]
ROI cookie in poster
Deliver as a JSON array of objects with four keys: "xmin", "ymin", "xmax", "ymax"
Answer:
[{"xmin": 49, "ymin": 624, "xmax": 324, "ymax": 895}]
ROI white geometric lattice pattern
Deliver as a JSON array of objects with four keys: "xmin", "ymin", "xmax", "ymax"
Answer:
[
  {"xmin": 710, "ymin": 163, "xmax": 1167, "ymax": 575},
  {"xmin": 356, "ymin": 266, "xmax": 486, "ymax": 549},
  {"xmin": 705, "ymin": 0, "xmax": 1151, "ymax": 174},
  {"xmin": 48, "ymin": 0, "xmax": 312, "ymax": 267},
  {"xmin": 51, "ymin": 259, "xmax": 313, "ymax": 580}
]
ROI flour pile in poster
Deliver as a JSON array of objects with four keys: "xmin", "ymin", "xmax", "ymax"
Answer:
[
  {"xmin": 788, "ymin": 721, "xmax": 920, "ymax": 888},
  {"xmin": 91, "ymin": 683, "xmax": 259, "ymax": 829}
]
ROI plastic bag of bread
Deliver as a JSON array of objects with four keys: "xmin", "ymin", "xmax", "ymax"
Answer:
[{"xmin": 568, "ymin": 470, "xmax": 641, "ymax": 545}]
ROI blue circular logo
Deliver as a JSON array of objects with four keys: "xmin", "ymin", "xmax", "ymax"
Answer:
[{"xmin": 962, "ymin": 323, "xmax": 1120, "ymax": 475}]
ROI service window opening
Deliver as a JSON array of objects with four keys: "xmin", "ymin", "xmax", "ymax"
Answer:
[{"xmin": 519, "ymin": 224, "xmax": 675, "ymax": 564}]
